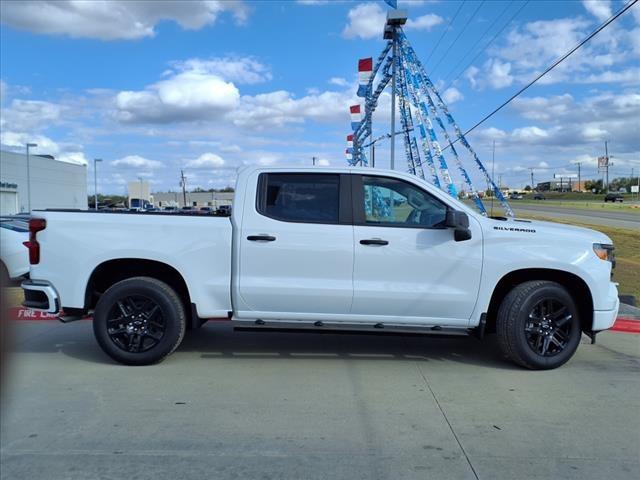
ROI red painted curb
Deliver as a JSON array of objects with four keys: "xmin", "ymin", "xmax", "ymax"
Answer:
[
  {"xmin": 4, "ymin": 307, "xmax": 640, "ymax": 334},
  {"xmin": 610, "ymin": 318, "xmax": 640, "ymax": 334}
]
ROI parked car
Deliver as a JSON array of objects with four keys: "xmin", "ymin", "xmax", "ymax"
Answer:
[
  {"xmin": 217, "ymin": 205, "xmax": 232, "ymax": 216},
  {"xmin": 0, "ymin": 215, "xmax": 29, "ymax": 284},
  {"xmin": 509, "ymin": 193, "xmax": 524, "ymax": 200},
  {"xmin": 533, "ymin": 193, "xmax": 546, "ymax": 200},
  {"xmin": 199, "ymin": 207, "xmax": 215, "ymax": 214},
  {"xmin": 604, "ymin": 193, "xmax": 624, "ymax": 203},
  {"xmin": 22, "ymin": 166, "xmax": 619, "ymax": 370}
]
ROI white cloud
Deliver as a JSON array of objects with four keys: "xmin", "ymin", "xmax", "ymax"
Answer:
[
  {"xmin": 0, "ymin": 130, "xmax": 87, "ymax": 165},
  {"xmin": 169, "ymin": 58, "xmax": 272, "ymax": 85},
  {"xmin": 468, "ymin": 13, "xmax": 640, "ymax": 90},
  {"xmin": 575, "ymin": 67, "xmax": 640, "ymax": 85},
  {"xmin": 405, "ymin": 13, "xmax": 443, "ymax": 31},
  {"xmin": 510, "ymin": 94, "xmax": 574, "ymax": 121},
  {"xmin": 582, "ymin": 0, "xmax": 612, "ymax": 22},
  {"xmin": 464, "ymin": 66, "xmax": 479, "ymax": 89},
  {"xmin": 485, "ymin": 59, "xmax": 514, "ymax": 89},
  {"xmin": 442, "ymin": 87, "xmax": 463, "ymax": 104},
  {"xmin": 115, "ymin": 61, "xmax": 240, "ymax": 123},
  {"xmin": 231, "ymin": 89, "xmax": 355, "ymax": 129},
  {"xmin": 329, "ymin": 77, "xmax": 350, "ymax": 87},
  {"xmin": 0, "ymin": 0, "xmax": 249, "ymax": 40},
  {"xmin": 342, "ymin": 3, "xmax": 386, "ymax": 40},
  {"xmin": 184, "ymin": 152, "xmax": 226, "ymax": 168},
  {"xmin": 112, "ymin": 155, "xmax": 163, "ymax": 169},
  {"xmin": 1, "ymin": 99, "xmax": 64, "ymax": 130}
]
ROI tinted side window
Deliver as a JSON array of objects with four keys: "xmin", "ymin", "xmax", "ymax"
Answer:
[
  {"xmin": 362, "ymin": 176, "xmax": 447, "ymax": 228},
  {"xmin": 258, "ymin": 173, "xmax": 340, "ymax": 224}
]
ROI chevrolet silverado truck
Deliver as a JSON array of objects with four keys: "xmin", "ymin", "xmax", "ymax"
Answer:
[{"xmin": 22, "ymin": 166, "xmax": 619, "ymax": 369}]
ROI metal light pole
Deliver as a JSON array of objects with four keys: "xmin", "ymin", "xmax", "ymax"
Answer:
[
  {"xmin": 138, "ymin": 177, "xmax": 144, "ymax": 210},
  {"xmin": 390, "ymin": 35, "xmax": 397, "ymax": 171},
  {"xmin": 25, "ymin": 143, "xmax": 37, "ymax": 212},
  {"xmin": 93, "ymin": 158, "xmax": 102, "ymax": 210},
  {"xmin": 384, "ymin": 9, "xmax": 407, "ymax": 171}
]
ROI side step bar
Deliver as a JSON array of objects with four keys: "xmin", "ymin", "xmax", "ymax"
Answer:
[{"xmin": 234, "ymin": 320, "xmax": 471, "ymax": 338}]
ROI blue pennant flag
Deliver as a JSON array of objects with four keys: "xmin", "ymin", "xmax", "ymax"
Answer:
[{"xmin": 384, "ymin": 0, "xmax": 398, "ymax": 8}]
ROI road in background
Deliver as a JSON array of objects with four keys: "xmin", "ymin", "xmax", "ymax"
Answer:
[
  {"xmin": 511, "ymin": 203, "xmax": 639, "ymax": 229},
  {"xmin": 1, "ymin": 321, "xmax": 639, "ymax": 480}
]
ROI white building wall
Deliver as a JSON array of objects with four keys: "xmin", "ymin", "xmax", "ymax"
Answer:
[{"xmin": 0, "ymin": 150, "xmax": 88, "ymax": 214}]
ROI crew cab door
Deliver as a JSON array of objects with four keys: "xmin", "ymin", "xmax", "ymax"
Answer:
[
  {"xmin": 235, "ymin": 172, "xmax": 354, "ymax": 320},
  {"xmin": 351, "ymin": 174, "xmax": 482, "ymax": 326}
]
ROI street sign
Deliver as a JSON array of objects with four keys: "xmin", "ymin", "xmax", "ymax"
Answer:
[
  {"xmin": 632, "ymin": 185, "xmax": 639, "ymax": 193},
  {"xmin": 597, "ymin": 156, "xmax": 609, "ymax": 168}
]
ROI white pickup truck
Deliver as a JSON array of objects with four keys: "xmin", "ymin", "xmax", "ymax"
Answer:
[{"xmin": 22, "ymin": 166, "xmax": 619, "ymax": 369}]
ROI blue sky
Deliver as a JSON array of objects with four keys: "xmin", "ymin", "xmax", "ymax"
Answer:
[{"xmin": 1, "ymin": 0, "xmax": 638, "ymax": 194}]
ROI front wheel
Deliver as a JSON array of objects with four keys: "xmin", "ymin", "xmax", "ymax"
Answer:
[
  {"xmin": 496, "ymin": 281, "xmax": 581, "ymax": 370},
  {"xmin": 93, "ymin": 277, "xmax": 186, "ymax": 365}
]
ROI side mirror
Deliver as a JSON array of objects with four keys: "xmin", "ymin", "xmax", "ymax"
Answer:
[{"xmin": 445, "ymin": 210, "xmax": 472, "ymax": 242}]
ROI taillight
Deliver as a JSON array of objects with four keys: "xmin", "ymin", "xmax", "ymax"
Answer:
[{"xmin": 23, "ymin": 218, "xmax": 46, "ymax": 265}]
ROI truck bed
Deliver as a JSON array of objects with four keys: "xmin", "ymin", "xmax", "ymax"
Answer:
[{"xmin": 29, "ymin": 210, "xmax": 233, "ymax": 318}]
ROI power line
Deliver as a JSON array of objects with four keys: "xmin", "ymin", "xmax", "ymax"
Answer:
[
  {"xmin": 441, "ymin": 0, "xmax": 515, "ymax": 84},
  {"xmin": 442, "ymin": 0, "xmax": 638, "ymax": 151},
  {"xmin": 425, "ymin": 1, "xmax": 465, "ymax": 66},
  {"xmin": 430, "ymin": 0, "xmax": 486, "ymax": 76},
  {"xmin": 443, "ymin": 0, "xmax": 530, "ymax": 91}
]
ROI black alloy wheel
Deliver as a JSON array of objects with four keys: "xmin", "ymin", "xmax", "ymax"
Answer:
[
  {"xmin": 497, "ymin": 280, "xmax": 581, "ymax": 370},
  {"xmin": 524, "ymin": 298, "xmax": 573, "ymax": 357},
  {"xmin": 93, "ymin": 277, "xmax": 186, "ymax": 365},
  {"xmin": 106, "ymin": 295, "xmax": 166, "ymax": 353}
]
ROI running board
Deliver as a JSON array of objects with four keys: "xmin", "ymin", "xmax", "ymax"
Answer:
[{"xmin": 233, "ymin": 320, "xmax": 471, "ymax": 338}]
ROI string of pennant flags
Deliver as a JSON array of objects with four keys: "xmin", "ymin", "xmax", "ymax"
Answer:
[{"xmin": 345, "ymin": 3, "xmax": 513, "ymax": 217}]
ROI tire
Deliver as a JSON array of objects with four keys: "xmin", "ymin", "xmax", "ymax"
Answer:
[
  {"xmin": 93, "ymin": 277, "xmax": 186, "ymax": 365},
  {"xmin": 496, "ymin": 281, "xmax": 581, "ymax": 370}
]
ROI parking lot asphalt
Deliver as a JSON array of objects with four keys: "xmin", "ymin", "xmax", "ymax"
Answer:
[{"xmin": 1, "ymin": 320, "xmax": 639, "ymax": 480}]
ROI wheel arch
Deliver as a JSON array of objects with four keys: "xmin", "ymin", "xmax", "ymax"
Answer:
[
  {"xmin": 485, "ymin": 268, "xmax": 593, "ymax": 335},
  {"xmin": 84, "ymin": 258, "xmax": 199, "ymax": 328}
]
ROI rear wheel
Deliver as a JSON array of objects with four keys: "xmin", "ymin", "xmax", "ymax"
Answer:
[
  {"xmin": 497, "ymin": 281, "xmax": 581, "ymax": 370},
  {"xmin": 93, "ymin": 277, "xmax": 186, "ymax": 365}
]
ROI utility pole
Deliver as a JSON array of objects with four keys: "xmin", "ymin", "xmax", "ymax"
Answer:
[
  {"xmin": 576, "ymin": 162, "xmax": 581, "ymax": 192},
  {"xmin": 93, "ymin": 158, "xmax": 102, "ymax": 209},
  {"xmin": 372, "ymin": 144, "xmax": 376, "ymax": 168},
  {"xmin": 180, "ymin": 170, "xmax": 187, "ymax": 207},
  {"xmin": 604, "ymin": 140, "xmax": 610, "ymax": 193},
  {"xmin": 312, "ymin": 156, "xmax": 317, "ymax": 166}
]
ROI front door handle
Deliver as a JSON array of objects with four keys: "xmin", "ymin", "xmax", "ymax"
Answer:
[
  {"xmin": 360, "ymin": 239, "xmax": 389, "ymax": 246},
  {"xmin": 247, "ymin": 235, "xmax": 276, "ymax": 242}
]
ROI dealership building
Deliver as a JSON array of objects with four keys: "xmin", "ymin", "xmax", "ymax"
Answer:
[{"xmin": 0, "ymin": 150, "xmax": 88, "ymax": 215}]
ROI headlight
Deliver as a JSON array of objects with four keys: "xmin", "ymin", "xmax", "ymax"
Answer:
[{"xmin": 593, "ymin": 243, "xmax": 615, "ymax": 268}]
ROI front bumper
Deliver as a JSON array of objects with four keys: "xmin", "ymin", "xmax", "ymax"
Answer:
[
  {"xmin": 592, "ymin": 296, "xmax": 620, "ymax": 332},
  {"xmin": 21, "ymin": 279, "xmax": 60, "ymax": 314}
]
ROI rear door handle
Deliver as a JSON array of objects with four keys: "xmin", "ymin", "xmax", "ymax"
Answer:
[
  {"xmin": 360, "ymin": 239, "xmax": 388, "ymax": 246},
  {"xmin": 247, "ymin": 235, "xmax": 276, "ymax": 242}
]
